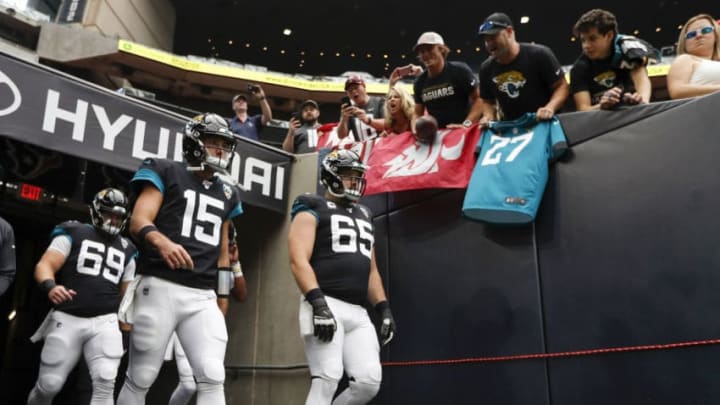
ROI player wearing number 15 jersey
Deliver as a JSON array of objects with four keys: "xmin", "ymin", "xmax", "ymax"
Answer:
[
  {"xmin": 28, "ymin": 188, "xmax": 137, "ymax": 405},
  {"xmin": 289, "ymin": 149, "xmax": 396, "ymax": 405},
  {"xmin": 117, "ymin": 113, "xmax": 242, "ymax": 405}
]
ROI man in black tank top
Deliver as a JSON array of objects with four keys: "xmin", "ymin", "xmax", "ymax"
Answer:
[{"xmin": 289, "ymin": 149, "xmax": 396, "ymax": 404}]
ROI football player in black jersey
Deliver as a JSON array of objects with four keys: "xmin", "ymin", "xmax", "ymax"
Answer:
[
  {"xmin": 167, "ymin": 222, "xmax": 247, "ymax": 405},
  {"xmin": 116, "ymin": 113, "xmax": 243, "ymax": 405},
  {"xmin": 289, "ymin": 149, "xmax": 396, "ymax": 405},
  {"xmin": 27, "ymin": 188, "xmax": 137, "ymax": 405}
]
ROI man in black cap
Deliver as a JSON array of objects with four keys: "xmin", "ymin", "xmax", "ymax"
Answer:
[
  {"xmin": 478, "ymin": 12, "xmax": 569, "ymax": 123},
  {"xmin": 283, "ymin": 99, "xmax": 322, "ymax": 154},
  {"xmin": 228, "ymin": 84, "xmax": 273, "ymax": 141}
]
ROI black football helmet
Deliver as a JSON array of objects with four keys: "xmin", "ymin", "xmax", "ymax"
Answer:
[
  {"xmin": 183, "ymin": 113, "xmax": 236, "ymax": 172},
  {"xmin": 90, "ymin": 188, "xmax": 129, "ymax": 236},
  {"xmin": 320, "ymin": 149, "xmax": 368, "ymax": 201}
]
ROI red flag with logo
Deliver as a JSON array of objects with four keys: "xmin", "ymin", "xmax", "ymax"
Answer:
[
  {"xmin": 354, "ymin": 125, "xmax": 481, "ymax": 195},
  {"xmin": 315, "ymin": 123, "xmax": 356, "ymax": 150}
]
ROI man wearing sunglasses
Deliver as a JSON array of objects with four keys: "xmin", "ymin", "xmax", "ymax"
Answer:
[
  {"xmin": 569, "ymin": 9, "xmax": 652, "ymax": 111},
  {"xmin": 478, "ymin": 12, "xmax": 568, "ymax": 123},
  {"xmin": 667, "ymin": 14, "xmax": 720, "ymax": 100}
]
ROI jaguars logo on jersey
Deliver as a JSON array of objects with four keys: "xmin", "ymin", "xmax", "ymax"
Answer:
[
  {"xmin": 593, "ymin": 71, "xmax": 617, "ymax": 89},
  {"xmin": 492, "ymin": 71, "xmax": 527, "ymax": 99}
]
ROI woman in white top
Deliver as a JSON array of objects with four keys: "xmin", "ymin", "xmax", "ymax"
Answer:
[{"xmin": 667, "ymin": 14, "xmax": 720, "ymax": 99}]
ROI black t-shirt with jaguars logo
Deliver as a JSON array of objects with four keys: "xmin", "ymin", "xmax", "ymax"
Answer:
[
  {"xmin": 480, "ymin": 43, "xmax": 565, "ymax": 121},
  {"xmin": 291, "ymin": 193, "xmax": 374, "ymax": 305},
  {"xmin": 52, "ymin": 221, "xmax": 138, "ymax": 317},
  {"xmin": 413, "ymin": 61, "xmax": 478, "ymax": 128},
  {"xmin": 569, "ymin": 53, "xmax": 635, "ymax": 105},
  {"xmin": 131, "ymin": 158, "xmax": 243, "ymax": 289}
]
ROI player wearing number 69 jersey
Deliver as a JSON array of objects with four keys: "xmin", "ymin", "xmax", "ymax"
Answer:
[
  {"xmin": 27, "ymin": 188, "xmax": 137, "ymax": 405},
  {"xmin": 289, "ymin": 149, "xmax": 396, "ymax": 405},
  {"xmin": 117, "ymin": 113, "xmax": 243, "ymax": 405}
]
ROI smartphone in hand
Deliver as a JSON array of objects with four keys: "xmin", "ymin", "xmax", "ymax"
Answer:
[
  {"xmin": 340, "ymin": 96, "xmax": 352, "ymax": 107},
  {"xmin": 398, "ymin": 65, "xmax": 413, "ymax": 76},
  {"xmin": 248, "ymin": 84, "xmax": 260, "ymax": 93}
]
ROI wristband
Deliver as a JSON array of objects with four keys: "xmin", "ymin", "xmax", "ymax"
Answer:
[
  {"xmin": 374, "ymin": 300, "xmax": 390, "ymax": 312},
  {"xmin": 305, "ymin": 288, "xmax": 324, "ymax": 302},
  {"xmin": 40, "ymin": 279, "xmax": 57, "ymax": 293},
  {"xmin": 137, "ymin": 224, "xmax": 159, "ymax": 245},
  {"xmin": 231, "ymin": 262, "xmax": 244, "ymax": 278},
  {"xmin": 217, "ymin": 267, "xmax": 232, "ymax": 297}
]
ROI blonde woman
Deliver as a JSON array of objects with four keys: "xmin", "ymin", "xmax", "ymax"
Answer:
[
  {"xmin": 667, "ymin": 14, "xmax": 720, "ymax": 99},
  {"xmin": 382, "ymin": 85, "xmax": 416, "ymax": 136}
]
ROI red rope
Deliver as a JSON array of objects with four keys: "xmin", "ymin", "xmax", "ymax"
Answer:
[{"xmin": 381, "ymin": 338, "xmax": 720, "ymax": 367}]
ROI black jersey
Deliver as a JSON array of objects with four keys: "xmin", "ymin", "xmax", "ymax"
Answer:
[
  {"xmin": 52, "ymin": 221, "xmax": 138, "ymax": 317},
  {"xmin": 413, "ymin": 61, "xmax": 478, "ymax": 128},
  {"xmin": 291, "ymin": 194, "xmax": 374, "ymax": 305},
  {"xmin": 131, "ymin": 158, "xmax": 243, "ymax": 289}
]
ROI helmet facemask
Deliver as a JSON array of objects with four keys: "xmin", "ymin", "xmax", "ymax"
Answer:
[
  {"xmin": 90, "ymin": 188, "xmax": 129, "ymax": 236},
  {"xmin": 199, "ymin": 134, "xmax": 236, "ymax": 172},
  {"xmin": 336, "ymin": 168, "xmax": 366, "ymax": 201},
  {"xmin": 184, "ymin": 113, "xmax": 237, "ymax": 172},
  {"xmin": 321, "ymin": 150, "xmax": 368, "ymax": 202}
]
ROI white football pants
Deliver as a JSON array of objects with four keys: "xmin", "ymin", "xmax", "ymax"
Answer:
[
  {"xmin": 300, "ymin": 295, "xmax": 382, "ymax": 405},
  {"xmin": 116, "ymin": 276, "xmax": 227, "ymax": 405}
]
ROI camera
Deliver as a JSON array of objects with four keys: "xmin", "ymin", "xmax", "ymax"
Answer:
[{"xmin": 247, "ymin": 84, "xmax": 260, "ymax": 93}]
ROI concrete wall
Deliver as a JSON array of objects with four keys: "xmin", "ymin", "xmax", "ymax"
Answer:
[
  {"xmin": 226, "ymin": 152, "xmax": 318, "ymax": 404},
  {"xmin": 81, "ymin": 0, "xmax": 175, "ymax": 51}
]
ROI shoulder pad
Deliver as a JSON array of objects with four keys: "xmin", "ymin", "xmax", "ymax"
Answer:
[
  {"xmin": 291, "ymin": 193, "xmax": 324, "ymax": 218},
  {"xmin": 51, "ymin": 220, "xmax": 84, "ymax": 238},
  {"xmin": 119, "ymin": 236, "xmax": 137, "ymax": 252},
  {"xmin": 57, "ymin": 220, "xmax": 83, "ymax": 231},
  {"xmin": 355, "ymin": 203, "xmax": 373, "ymax": 220},
  {"xmin": 294, "ymin": 193, "xmax": 323, "ymax": 208}
]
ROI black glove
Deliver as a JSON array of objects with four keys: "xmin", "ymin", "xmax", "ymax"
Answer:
[
  {"xmin": 375, "ymin": 301, "xmax": 396, "ymax": 346},
  {"xmin": 306, "ymin": 289, "xmax": 336, "ymax": 343}
]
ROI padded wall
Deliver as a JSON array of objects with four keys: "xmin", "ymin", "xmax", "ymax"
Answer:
[
  {"xmin": 370, "ymin": 190, "xmax": 550, "ymax": 405},
  {"xmin": 537, "ymin": 94, "xmax": 720, "ymax": 404},
  {"xmin": 368, "ymin": 94, "xmax": 720, "ymax": 405}
]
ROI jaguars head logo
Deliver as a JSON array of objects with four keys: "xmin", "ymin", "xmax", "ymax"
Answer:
[
  {"xmin": 492, "ymin": 71, "xmax": 527, "ymax": 99},
  {"xmin": 594, "ymin": 71, "xmax": 617, "ymax": 89}
]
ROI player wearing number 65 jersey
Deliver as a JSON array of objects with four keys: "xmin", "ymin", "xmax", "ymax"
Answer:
[
  {"xmin": 27, "ymin": 188, "xmax": 137, "ymax": 405},
  {"xmin": 289, "ymin": 149, "xmax": 396, "ymax": 405},
  {"xmin": 117, "ymin": 113, "xmax": 243, "ymax": 405}
]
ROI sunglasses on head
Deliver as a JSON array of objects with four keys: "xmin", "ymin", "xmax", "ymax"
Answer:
[
  {"xmin": 685, "ymin": 26, "xmax": 714, "ymax": 40},
  {"xmin": 478, "ymin": 20, "xmax": 509, "ymax": 33}
]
